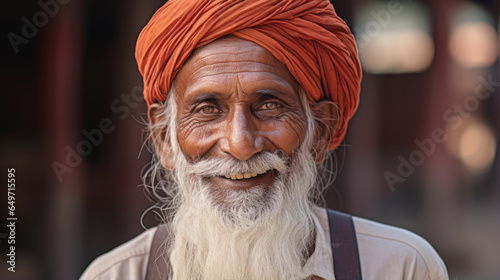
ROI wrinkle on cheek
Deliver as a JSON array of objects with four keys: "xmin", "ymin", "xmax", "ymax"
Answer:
[
  {"xmin": 265, "ymin": 112, "xmax": 307, "ymax": 154},
  {"xmin": 284, "ymin": 110, "xmax": 307, "ymax": 132},
  {"xmin": 177, "ymin": 116, "xmax": 196, "ymax": 141},
  {"xmin": 177, "ymin": 117, "xmax": 218, "ymax": 160},
  {"xmin": 177, "ymin": 118, "xmax": 199, "ymax": 156}
]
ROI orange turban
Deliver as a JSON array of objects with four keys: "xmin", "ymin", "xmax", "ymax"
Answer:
[{"xmin": 136, "ymin": 0, "xmax": 361, "ymax": 150}]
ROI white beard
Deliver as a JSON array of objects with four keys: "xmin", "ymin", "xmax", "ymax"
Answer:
[
  {"xmin": 145, "ymin": 87, "xmax": 322, "ymax": 280},
  {"xmin": 167, "ymin": 140, "xmax": 319, "ymax": 280}
]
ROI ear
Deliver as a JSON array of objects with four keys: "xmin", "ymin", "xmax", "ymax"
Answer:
[
  {"xmin": 310, "ymin": 100, "xmax": 339, "ymax": 163},
  {"xmin": 148, "ymin": 103, "xmax": 175, "ymax": 170}
]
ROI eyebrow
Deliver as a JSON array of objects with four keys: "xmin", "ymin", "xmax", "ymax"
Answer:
[
  {"xmin": 184, "ymin": 86, "xmax": 294, "ymax": 106},
  {"xmin": 255, "ymin": 88, "xmax": 287, "ymax": 96},
  {"xmin": 188, "ymin": 92, "xmax": 222, "ymax": 104},
  {"xmin": 188, "ymin": 88, "xmax": 287, "ymax": 101}
]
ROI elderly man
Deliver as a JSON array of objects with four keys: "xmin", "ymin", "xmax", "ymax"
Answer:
[{"xmin": 81, "ymin": 0, "xmax": 448, "ymax": 279}]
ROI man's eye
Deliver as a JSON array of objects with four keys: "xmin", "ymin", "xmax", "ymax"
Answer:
[
  {"xmin": 259, "ymin": 102, "xmax": 281, "ymax": 110},
  {"xmin": 199, "ymin": 106, "xmax": 220, "ymax": 114}
]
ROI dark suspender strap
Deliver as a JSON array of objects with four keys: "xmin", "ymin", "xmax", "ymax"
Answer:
[
  {"xmin": 145, "ymin": 224, "xmax": 170, "ymax": 280},
  {"xmin": 327, "ymin": 209, "xmax": 362, "ymax": 280}
]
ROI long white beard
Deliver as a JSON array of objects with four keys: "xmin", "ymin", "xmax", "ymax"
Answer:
[{"xmin": 167, "ymin": 141, "xmax": 318, "ymax": 280}]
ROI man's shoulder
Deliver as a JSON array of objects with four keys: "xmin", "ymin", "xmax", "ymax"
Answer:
[
  {"xmin": 79, "ymin": 227, "xmax": 157, "ymax": 280},
  {"xmin": 352, "ymin": 215, "xmax": 449, "ymax": 280}
]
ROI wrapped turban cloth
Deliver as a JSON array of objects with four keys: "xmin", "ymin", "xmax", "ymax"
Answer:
[{"xmin": 136, "ymin": 0, "xmax": 362, "ymax": 150}]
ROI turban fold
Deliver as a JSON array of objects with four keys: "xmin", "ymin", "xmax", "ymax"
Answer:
[{"xmin": 136, "ymin": 0, "xmax": 361, "ymax": 150}]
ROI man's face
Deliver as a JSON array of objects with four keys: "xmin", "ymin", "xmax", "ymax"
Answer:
[
  {"xmin": 147, "ymin": 37, "xmax": 334, "ymax": 280},
  {"xmin": 173, "ymin": 36, "xmax": 308, "ymax": 191}
]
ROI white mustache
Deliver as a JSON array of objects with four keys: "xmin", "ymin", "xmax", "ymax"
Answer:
[{"xmin": 184, "ymin": 152, "xmax": 289, "ymax": 177}]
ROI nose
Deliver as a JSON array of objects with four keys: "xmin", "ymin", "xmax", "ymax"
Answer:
[{"xmin": 219, "ymin": 106, "xmax": 264, "ymax": 161}]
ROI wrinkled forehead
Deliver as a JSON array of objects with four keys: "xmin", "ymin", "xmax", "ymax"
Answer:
[
  {"xmin": 182, "ymin": 36, "xmax": 295, "ymax": 81},
  {"xmin": 190, "ymin": 36, "xmax": 270, "ymax": 61},
  {"xmin": 175, "ymin": 36, "xmax": 302, "ymax": 99}
]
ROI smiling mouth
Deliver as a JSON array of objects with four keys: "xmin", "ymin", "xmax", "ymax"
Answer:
[{"xmin": 221, "ymin": 170, "xmax": 270, "ymax": 180}]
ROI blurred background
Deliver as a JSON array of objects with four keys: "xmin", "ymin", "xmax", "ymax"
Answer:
[{"xmin": 1, "ymin": 0, "xmax": 499, "ymax": 279}]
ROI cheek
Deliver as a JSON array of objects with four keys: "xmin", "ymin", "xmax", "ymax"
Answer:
[
  {"xmin": 264, "ymin": 112, "xmax": 308, "ymax": 155},
  {"xmin": 177, "ymin": 119, "xmax": 220, "ymax": 161}
]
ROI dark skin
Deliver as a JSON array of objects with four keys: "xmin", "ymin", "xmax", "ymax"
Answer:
[
  {"xmin": 149, "ymin": 36, "xmax": 338, "ymax": 191},
  {"xmin": 148, "ymin": 36, "xmax": 339, "ymax": 263}
]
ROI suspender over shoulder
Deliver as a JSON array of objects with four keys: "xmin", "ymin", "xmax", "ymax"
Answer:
[
  {"xmin": 327, "ymin": 209, "xmax": 362, "ymax": 280},
  {"xmin": 146, "ymin": 208, "xmax": 362, "ymax": 280}
]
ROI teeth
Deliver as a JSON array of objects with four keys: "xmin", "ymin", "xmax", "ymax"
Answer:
[{"xmin": 224, "ymin": 171, "xmax": 267, "ymax": 180}]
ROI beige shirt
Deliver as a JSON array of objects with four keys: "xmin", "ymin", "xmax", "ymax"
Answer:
[{"xmin": 80, "ymin": 207, "xmax": 449, "ymax": 280}]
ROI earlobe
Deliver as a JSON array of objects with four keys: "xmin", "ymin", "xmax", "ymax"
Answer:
[
  {"xmin": 310, "ymin": 100, "xmax": 339, "ymax": 163},
  {"xmin": 148, "ymin": 103, "xmax": 175, "ymax": 170}
]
